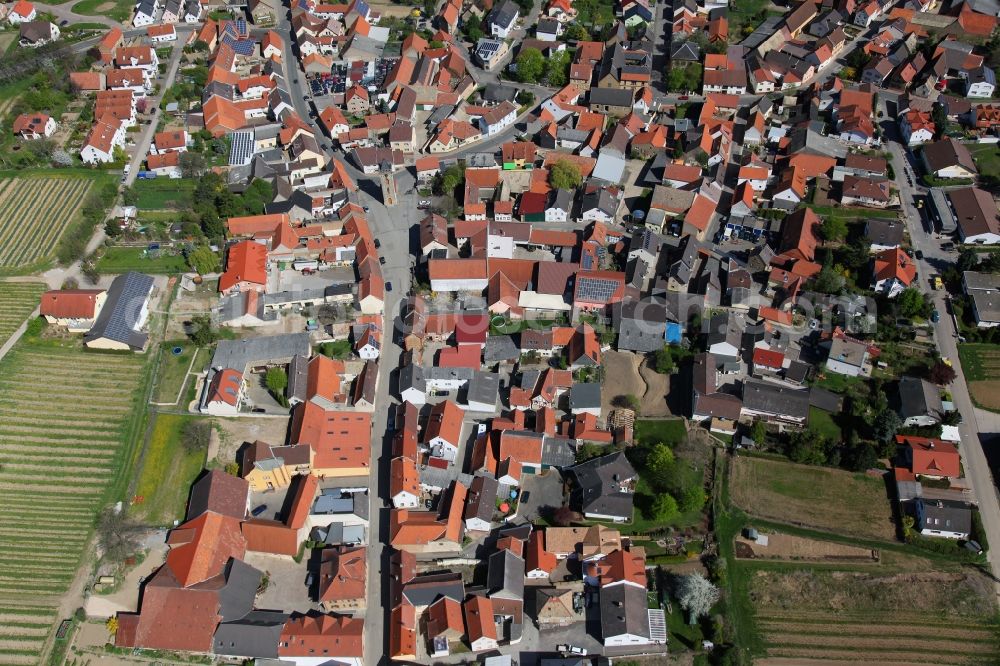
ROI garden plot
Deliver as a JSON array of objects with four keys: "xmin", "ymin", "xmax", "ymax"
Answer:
[
  {"xmin": 0, "ymin": 344, "xmax": 146, "ymax": 665},
  {"xmin": 0, "ymin": 281, "xmax": 44, "ymax": 347},
  {"xmin": 0, "ymin": 176, "xmax": 93, "ymax": 268}
]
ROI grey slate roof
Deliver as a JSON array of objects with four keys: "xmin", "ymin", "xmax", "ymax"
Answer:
[
  {"xmin": 209, "ymin": 333, "xmax": 311, "ymax": 372},
  {"xmin": 485, "ymin": 334, "xmax": 520, "ymax": 363},
  {"xmin": 487, "ymin": 548, "xmax": 525, "ymax": 600},
  {"xmin": 488, "ymin": 0, "xmax": 520, "ymax": 29},
  {"xmin": 214, "ymin": 610, "xmax": 288, "ymax": 658},
  {"xmin": 540, "ymin": 436, "xmax": 576, "ymax": 468},
  {"xmin": 742, "ymin": 379, "xmax": 810, "ymax": 421},
  {"xmin": 399, "ymin": 362, "xmax": 426, "ymax": 393},
  {"xmin": 589, "ymin": 87, "xmax": 635, "ymax": 108},
  {"xmin": 402, "ymin": 572, "xmax": 466, "ymax": 607},
  {"xmin": 83, "ymin": 271, "xmax": 154, "ymax": 350},
  {"xmin": 218, "ymin": 558, "xmax": 264, "ymax": 623},
  {"xmin": 898, "ymin": 375, "xmax": 944, "ymax": 422},
  {"xmin": 569, "ymin": 383, "xmax": 602, "ymax": 411},
  {"xmin": 600, "ymin": 581, "xmax": 650, "ymax": 641},
  {"xmin": 918, "ymin": 498, "xmax": 972, "ymax": 535},
  {"xmin": 615, "ymin": 299, "xmax": 668, "ymax": 353},
  {"xmin": 569, "ymin": 451, "xmax": 636, "ymax": 520},
  {"xmin": 467, "ymin": 371, "xmax": 500, "ymax": 409}
]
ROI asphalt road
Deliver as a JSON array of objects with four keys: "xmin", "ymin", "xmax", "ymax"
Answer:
[
  {"xmin": 358, "ymin": 170, "xmax": 418, "ymax": 666},
  {"xmin": 886, "ymin": 130, "xmax": 1000, "ymax": 599}
]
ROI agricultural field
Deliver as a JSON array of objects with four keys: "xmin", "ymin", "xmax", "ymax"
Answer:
[
  {"xmin": 0, "ymin": 343, "xmax": 147, "ymax": 664},
  {"xmin": 752, "ymin": 568, "xmax": 999, "ymax": 664},
  {"xmin": 0, "ymin": 175, "xmax": 94, "ymax": 269},
  {"xmin": 730, "ymin": 456, "xmax": 896, "ymax": 541},
  {"xmin": 0, "ymin": 281, "xmax": 45, "ymax": 348},
  {"xmin": 958, "ymin": 343, "xmax": 1000, "ymax": 412}
]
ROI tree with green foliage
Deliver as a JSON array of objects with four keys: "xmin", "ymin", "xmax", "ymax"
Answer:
[
  {"xmin": 189, "ymin": 314, "xmax": 219, "ymax": 346},
  {"xmin": 265, "ymin": 367, "xmax": 288, "ymax": 406},
  {"xmin": 548, "ymin": 158, "xmax": 582, "ymax": 190},
  {"xmin": 435, "ymin": 164, "xmax": 465, "ymax": 196},
  {"xmin": 678, "ymin": 482, "xmax": 705, "ymax": 513},
  {"xmin": 871, "ymin": 408, "xmax": 902, "ymax": 443},
  {"xmin": 546, "ymin": 49, "xmax": 571, "ymax": 87},
  {"xmin": 820, "ymin": 216, "xmax": 848, "ymax": 242},
  {"xmin": 516, "ymin": 90, "xmax": 535, "ymax": 106},
  {"xmin": 813, "ymin": 263, "xmax": 845, "ymax": 294},
  {"xmin": 897, "ymin": 287, "xmax": 927, "ymax": 319},
  {"xmin": 645, "ymin": 442, "xmax": 676, "ymax": 478},
  {"xmin": 564, "ymin": 23, "xmax": 590, "ymax": 42},
  {"xmin": 653, "ymin": 345, "xmax": 676, "ymax": 374},
  {"xmin": 751, "ymin": 419, "xmax": 766, "ymax": 446},
  {"xmin": 958, "ymin": 249, "xmax": 979, "ymax": 272},
  {"xmin": 515, "ymin": 47, "xmax": 545, "ymax": 83},
  {"xmin": 180, "ymin": 151, "xmax": 207, "ymax": 179},
  {"xmin": 187, "ymin": 245, "xmax": 220, "ymax": 274},
  {"xmin": 650, "ymin": 493, "xmax": 679, "ymax": 522}
]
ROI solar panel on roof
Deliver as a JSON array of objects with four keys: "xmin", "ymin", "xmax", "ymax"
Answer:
[{"xmin": 577, "ymin": 276, "xmax": 618, "ymax": 303}]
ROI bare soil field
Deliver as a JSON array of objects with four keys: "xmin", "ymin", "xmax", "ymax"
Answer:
[
  {"xmin": 601, "ymin": 350, "xmax": 645, "ymax": 414},
  {"xmin": 735, "ymin": 532, "xmax": 877, "ymax": 562},
  {"xmin": 637, "ymin": 357, "xmax": 671, "ymax": 417},
  {"xmin": 750, "ymin": 569, "xmax": 996, "ymax": 617},
  {"xmin": 367, "ymin": 0, "xmax": 420, "ymax": 18},
  {"xmin": 730, "ymin": 455, "xmax": 897, "ymax": 541},
  {"xmin": 602, "ymin": 350, "xmax": 673, "ymax": 417},
  {"xmin": 968, "ymin": 380, "xmax": 1000, "ymax": 410},
  {"xmin": 751, "ymin": 567, "xmax": 999, "ymax": 664},
  {"xmin": 213, "ymin": 415, "xmax": 291, "ymax": 465}
]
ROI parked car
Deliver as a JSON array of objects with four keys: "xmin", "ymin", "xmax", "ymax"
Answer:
[
  {"xmin": 915, "ymin": 250, "xmax": 924, "ymax": 260},
  {"xmin": 374, "ymin": 239, "xmax": 381, "ymax": 249},
  {"xmin": 931, "ymin": 309, "xmax": 940, "ymax": 323},
  {"xmin": 379, "ymin": 256, "xmax": 386, "ymax": 264},
  {"xmin": 251, "ymin": 505, "xmax": 268, "ymax": 517},
  {"xmin": 386, "ymin": 281, "xmax": 393, "ymax": 291}
]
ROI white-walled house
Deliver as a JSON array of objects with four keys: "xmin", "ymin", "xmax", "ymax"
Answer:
[{"xmin": 80, "ymin": 118, "xmax": 126, "ymax": 164}]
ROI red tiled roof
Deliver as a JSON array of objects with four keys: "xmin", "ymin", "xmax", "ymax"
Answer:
[
  {"xmin": 896, "ymin": 435, "xmax": 960, "ymax": 478},
  {"xmin": 39, "ymin": 289, "xmax": 102, "ymax": 319},
  {"xmin": 752, "ymin": 347, "xmax": 785, "ymax": 369},
  {"xmin": 165, "ymin": 512, "xmax": 245, "ymax": 587},
  {"xmin": 219, "ymin": 240, "xmax": 267, "ymax": 293},
  {"xmin": 290, "ymin": 404, "xmax": 371, "ymax": 471},
  {"xmin": 874, "ymin": 247, "xmax": 916, "ymax": 286},
  {"xmin": 278, "ymin": 614, "xmax": 363, "ymax": 658}
]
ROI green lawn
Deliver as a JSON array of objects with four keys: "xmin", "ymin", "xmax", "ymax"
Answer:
[
  {"xmin": 71, "ymin": 0, "xmax": 131, "ymax": 21},
  {"xmin": 728, "ymin": 0, "xmax": 771, "ymax": 38},
  {"xmin": 809, "ymin": 406, "xmax": 843, "ymax": 441},
  {"xmin": 317, "ymin": 339, "xmax": 353, "ymax": 359},
  {"xmin": 810, "ymin": 371, "xmax": 866, "ymax": 394},
  {"xmin": 132, "ymin": 413, "xmax": 207, "ymax": 526},
  {"xmin": 132, "ymin": 178, "xmax": 196, "ymax": 210},
  {"xmin": 154, "ymin": 341, "xmax": 201, "ymax": 405},
  {"xmin": 808, "ymin": 205, "xmax": 898, "ymax": 222},
  {"xmin": 634, "ymin": 418, "xmax": 688, "ymax": 446},
  {"xmin": 970, "ymin": 143, "xmax": 1000, "ymax": 180},
  {"xmin": 96, "ymin": 246, "xmax": 188, "ymax": 274}
]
